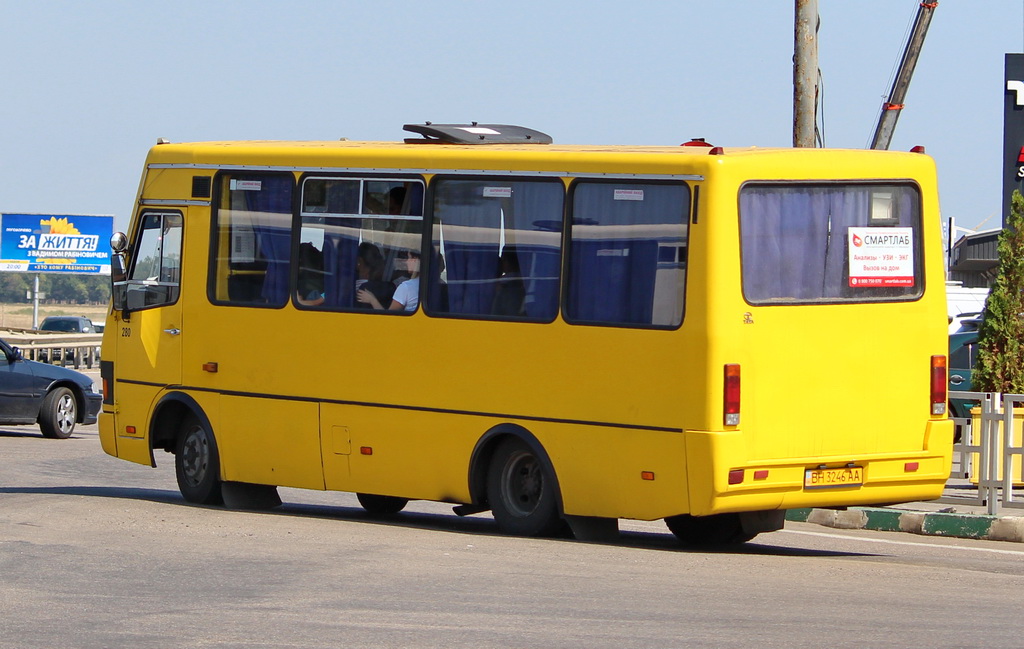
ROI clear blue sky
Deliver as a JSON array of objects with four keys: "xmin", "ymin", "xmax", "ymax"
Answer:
[{"xmin": 2, "ymin": 1, "xmax": 1021, "ymax": 233}]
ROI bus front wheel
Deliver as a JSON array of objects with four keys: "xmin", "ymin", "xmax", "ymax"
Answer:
[
  {"xmin": 175, "ymin": 416, "xmax": 224, "ymax": 505},
  {"xmin": 486, "ymin": 437, "xmax": 562, "ymax": 537},
  {"xmin": 664, "ymin": 513, "xmax": 756, "ymax": 546}
]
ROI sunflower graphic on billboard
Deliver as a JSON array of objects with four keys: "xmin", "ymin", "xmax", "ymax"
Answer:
[{"xmin": 38, "ymin": 216, "xmax": 85, "ymax": 264}]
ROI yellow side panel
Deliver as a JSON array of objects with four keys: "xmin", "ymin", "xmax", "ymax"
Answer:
[
  {"xmin": 107, "ymin": 382, "xmax": 163, "ymax": 467},
  {"xmin": 344, "ymin": 408, "xmax": 476, "ymax": 503},
  {"xmin": 544, "ymin": 428, "xmax": 689, "ymax": 521},
  {"xmin": 217, "ymin": 396, "xmax": 324, "ymax": 490}
]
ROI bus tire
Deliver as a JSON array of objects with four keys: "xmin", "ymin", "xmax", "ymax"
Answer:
[
  {"xmin": 39, "ymin": 386, "xmax": 77, "ymax": 439},
  {"xmin": 356, "ymin": 493, "xmax": 409, "ymax": 515},
  {"xmin": 175, "ymin": 416, "xmax": 223, "ymax": 505},
  {"xmin": 664, "ymin": 513, "xmax": 756, "ymax": 546},
  {"xmin": 486, "ymin": 437, "xmax": 562, "ymax": 537}
]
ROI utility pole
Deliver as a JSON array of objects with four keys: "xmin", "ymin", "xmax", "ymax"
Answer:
[
  {"xmin": 870, "ymin": 2, "xmax": 937, "ymax": 150},
  {"xmin": 793, "ymin": 0, "xmax": 819, "ymax": 147}
]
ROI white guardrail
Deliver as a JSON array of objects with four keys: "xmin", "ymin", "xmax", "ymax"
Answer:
[
  {"xmin": 945, "ymin": 391, "xmax": 1024, "ymax": 515},
  {"xmin": 1, "ymin": 328, "xmax": 103, "ymax": 369}
]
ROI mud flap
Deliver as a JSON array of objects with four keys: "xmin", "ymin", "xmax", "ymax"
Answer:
[{"xmin": 739, "ymin": 510, "xmax": 787, "ymax": 535}]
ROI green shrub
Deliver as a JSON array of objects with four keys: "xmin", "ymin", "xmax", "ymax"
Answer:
[{"xmin": 974, "ymin": 189, "xmax": 1024, "ymax": 393}]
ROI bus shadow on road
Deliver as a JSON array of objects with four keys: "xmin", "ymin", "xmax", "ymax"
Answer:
[
  {"xmin": 267, "ymin": 501, "xmax": 871, "ymax": 558},
  {"xmin": 0, "ymin": 484, "xmax": 872, "ymax": 558},
  {"xmin": 0, "ymin": 485, "xmax": 182, "ymax": 504}
]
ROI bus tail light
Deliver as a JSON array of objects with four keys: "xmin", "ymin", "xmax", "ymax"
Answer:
[
  {"xmin": 724, "ymin": 364, "xmax": 741, "ymax": 426},
  {"xmin": 930, "ymin": 355, "xmax": 947, "ymax": 416}
]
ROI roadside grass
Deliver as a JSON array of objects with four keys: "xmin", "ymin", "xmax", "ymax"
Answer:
[{"xmin": 0, "ymin": 303, "xmax": 109, "ymax": 330}]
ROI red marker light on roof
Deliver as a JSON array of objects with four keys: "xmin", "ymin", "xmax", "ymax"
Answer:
[
  {"xmin": 709, "ymin": 147, "xmax": 725, "ymax": 156},
  {"xmin": 682, "ymin": 137, "xmax": 714, "ymax": 147},
  {"xmin": 910, "ymin": 145, "xmax": 926, "ymax": 154}
]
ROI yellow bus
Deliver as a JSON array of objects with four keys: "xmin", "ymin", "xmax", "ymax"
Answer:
[{"xmin": 100, "ymin": 123, "xmax": 953, "ymax": 545}]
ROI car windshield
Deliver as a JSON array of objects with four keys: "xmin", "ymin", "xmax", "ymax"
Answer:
[{"xmin": 41, "ymin": 320, "xmax": 80, "ymax": 332}]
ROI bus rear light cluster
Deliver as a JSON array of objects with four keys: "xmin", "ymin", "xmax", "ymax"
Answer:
[
  {"xmin": 930, "ymin": 355, "xmax": 947, "ymax": 416},
  {"xmin": 724, "ymin": 364, "xmax": 741, "ymax": 426}
]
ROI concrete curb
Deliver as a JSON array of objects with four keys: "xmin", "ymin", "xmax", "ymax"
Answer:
[{"xmin": 786, "ymin": 507, "xmax": 1024, "ymax": 543}]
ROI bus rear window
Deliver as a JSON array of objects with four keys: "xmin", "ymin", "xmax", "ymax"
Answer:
[{"xmin": 739, "ymin": 183, "xmax": 923, "ymax": 304}]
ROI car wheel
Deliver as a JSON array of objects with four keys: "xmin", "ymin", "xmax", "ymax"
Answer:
[
  {"xmin": 486, "ymin": 437, "xmax": 562, "ymax": 537},
  {"xmin": 39, "ymin": 386, "xmax": 77, "ymax": 439},
  {"xmin": 175, "ymin": 416, "xmax": 224, "ymax": 505},
  {"xmin": 356, "ymin": 493, "xmax": 409, "ymax": 514}
]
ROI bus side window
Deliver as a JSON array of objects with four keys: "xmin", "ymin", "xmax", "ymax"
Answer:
[
  {"xmin": 211, "ymin": 173, "xmax": 294, "ymax": 307},
  {"xmin": 427, "ymin": 177, "xmax": 563, "ymax": 321},
  {"xmin": 566, "ymin": 181, "xmax": 689, "ymax": 328},
  {"xmin": 296, "ymin": 177, "xmax": 423, "ymax": 312}
]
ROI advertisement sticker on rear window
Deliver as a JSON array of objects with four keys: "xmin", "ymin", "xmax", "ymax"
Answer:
[{"xmin": 848, "ymin": 227, "xmax": 914, "ymax": 287}]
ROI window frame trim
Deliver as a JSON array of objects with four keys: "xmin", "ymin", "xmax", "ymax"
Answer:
[
  {"xmin": 737, "ymin": 179, "xmax": 926, "ymax": 307},
  {"xmin": 207, "ymin": 170, "xmax": 298, "ymax": 310},
  {"xmin": 422, "ymin": 173, "xmax": 568, "ymax": 324},
  {"xmin": 562, "ymin": 177, "xmax": 692, "ymax": 331}
]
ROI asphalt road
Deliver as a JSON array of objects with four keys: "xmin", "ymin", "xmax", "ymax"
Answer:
[{"xmin": 3, "ymin": 417, "xmax": 1024, "ymax": 649}]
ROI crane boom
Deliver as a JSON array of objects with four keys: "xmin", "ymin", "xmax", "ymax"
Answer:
[{"xmin": 870, "ymin": 2, "xmax": 938, "ymax": 150}]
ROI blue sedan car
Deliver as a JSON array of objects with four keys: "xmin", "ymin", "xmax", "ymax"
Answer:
[{"xmin": 0, "ymin": 337, "xmax": 102, "ymax": 438}]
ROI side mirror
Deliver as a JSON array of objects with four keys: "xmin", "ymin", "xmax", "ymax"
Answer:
[
  {"xmin": 10, "ymin": 346, "xmax": 23, "ymax": 361},
  {"xmin": 110, "ymin": 231, "xmax": 128, "ymax": 253},
  {"xmin": 110, "ymin": 232, "xmax": 129, "ymax": 312}
]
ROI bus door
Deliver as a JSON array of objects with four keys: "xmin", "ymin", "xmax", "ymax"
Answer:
[{"xmin": 111, "ymin": 210, "xmax": 184, "ymax": 465}]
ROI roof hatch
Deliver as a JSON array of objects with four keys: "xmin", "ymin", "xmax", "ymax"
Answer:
[{"xmin": 403, "ymin": 122, "xmax": 552, "ymax": 145}]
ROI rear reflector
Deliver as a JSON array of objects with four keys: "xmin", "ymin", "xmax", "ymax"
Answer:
[
  {"xmin": 728, "ymin": 469, "xmax": 744, "ymax": 485},
  {"xmin": 724, "ymin": 364, "xmax": 740, "ymax": 426},
  {"xmin": 905, "ymin": 462, "xmax": 920, "ymax": 472},
  {"xmin": 931, "ymin": 355, "xmax": 947, "ymax": 416},
  {"xmin": 641, "ymin": 471, "xmax": 656, "ymax": 481}
]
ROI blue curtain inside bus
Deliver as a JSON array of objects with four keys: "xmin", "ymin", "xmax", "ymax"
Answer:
[
  {"xmin": 236, "ymin": 174, "xmax": 293, "ymax": 306},
  {"xmin": 429, "ymin": 179, "xmax": 563, "ymax": 320},
  {"xmin": 739, "ymin": 184, "xmax": 919, "ymax": 302},
  {"xmin": 566, "ymin": 182, "xmax": 689, "ymax": 327}
]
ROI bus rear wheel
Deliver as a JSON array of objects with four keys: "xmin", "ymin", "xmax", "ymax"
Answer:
[
  {"xmin": 356, "ymin": 493, "xmax": 409, "ymax": 515},
  {"xmin": 175, "ymin": 416, "xmax": 223, "ymax": 505},
  {"xmin": 665, "ymin": 513, "xmax": 756, "ymax": 546},
  {"xmin": 486, "ymin": 437, "xmax": 562, "ymax": 537}
]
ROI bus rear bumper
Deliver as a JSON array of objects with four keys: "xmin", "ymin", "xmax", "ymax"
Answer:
[{"xmin": 684, "ymin": 419, "xmax": 954, "ymax": 517}]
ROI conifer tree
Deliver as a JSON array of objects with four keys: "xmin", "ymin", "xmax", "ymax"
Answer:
[{"xmin": 974, "ymin": 189, "xmax": 1024, "ymax": 393}]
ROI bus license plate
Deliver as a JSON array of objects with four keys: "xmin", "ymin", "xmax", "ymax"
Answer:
[{"xmin": 804, "ymin": 466, "xmax": 863, "ymax": 489}]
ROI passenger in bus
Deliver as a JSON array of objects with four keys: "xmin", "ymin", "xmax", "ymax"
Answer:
[
  {"xmin": 358, "ymin": 249, "xmax": 419, "ymax": 312},
  {"xmin": 492, "ymin": 247, "xmax": 525, "ymax": 316},
  {"xmin": 354, "ymin": 242, "xmax": 395, "ymax": 309},
  {"xmin": 296, "ymin": 242, "xmax": 325, "ymax": 306}
]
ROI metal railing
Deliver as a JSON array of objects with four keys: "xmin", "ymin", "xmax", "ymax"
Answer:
[
  {"xmin": 943, "ymin": 391, "xmax": 1024, "ymax": 515},
  {"xmin": 1, "ymin": 328, "xmax": 103, "ymax": 369}
]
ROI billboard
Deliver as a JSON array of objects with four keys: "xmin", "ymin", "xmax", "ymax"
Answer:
[
  {"xmin": 0, "ymin": 213, "xmax": 113, "ymax": 275},
  {"xmin": 1003, "ymin": 53, "xmax": 1024, "ymax": 226}
]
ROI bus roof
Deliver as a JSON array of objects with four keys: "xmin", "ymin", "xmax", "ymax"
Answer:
[{"xmin": 143, "ymin": 138, "xmax": 936, "ymax": 180}]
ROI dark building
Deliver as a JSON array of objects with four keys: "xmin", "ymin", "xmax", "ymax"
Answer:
[{"xmin": 948, "ymin": 229, "xmax": 999, "ymax": 288}]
